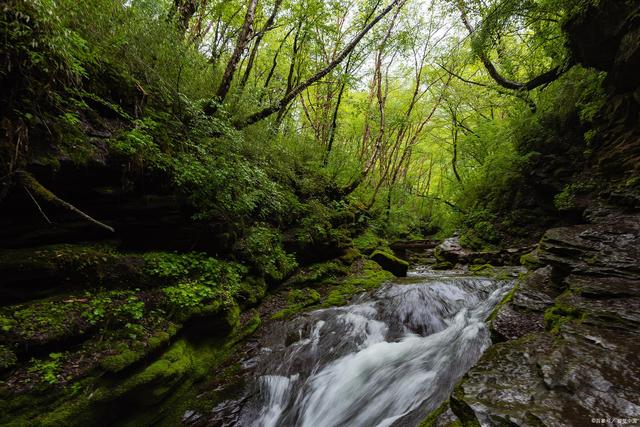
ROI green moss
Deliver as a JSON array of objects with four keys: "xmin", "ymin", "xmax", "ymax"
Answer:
[
  {"xmin": 323, "ymin": 260, "xmax": 394, "ymax": 307},
  {"xmin": 450, "ymin": 384, "xmax": 481, "ymax": 427},
  {"xmin": 112, "ymin": 311, "xmax": 261, "ymax": 426},
  {"xmin": 520, "ymin": 251, "xmax": 543, "ymax": 269},
  {"xmin": 469, "ymin": 263, "xmax": 493, "ymax": 273},
  {"xmin": 100, "ymin": 328, "xmax": 175, "ymax": 373},
  {"xmin": 487, "ymin": 282, "xmax": 519, "ymax": 323},
  {"xmin": 236, "ymin": 277, "xmax": 267, "ymax": 307},
  {"xmin": 271, "ymin": 288, "xmax": 322, "ymax": 320},
  {"xmin": 418, "ymin": 400, "xmax": 450, "ymax": 427},
  {"xmin": 432, "ymin": 261, "xmax": 454, "ymax": 270},
  {"xmin": 543, "ymin": 294, "xmax": 586, "ymax": 334},
  {"xmin": 353, "ymin": 230, "xmax": 391, "ymax": 255},
  {"xmin": 287, "ymin": 288, "xmax": 321, "ymax": 306},
  {"xmin": 370, "ymin": 250, "xmax": 409, "ymax": 276},
  {"xmin": 3, "ymin": 298, "xmax": 88, "ymax": 346},
  {"xmin": 95, "ymin": 339, "xmax": 193, "ymax": 407},
  {"xmin": 288, "ymin": 261, "xmax": 350, "ymax": 288},
  {"xmin": 339, "ymin": 247, "xmax": 363, "ymax": 265},
  {"xmin": 227, "ymin": 311, "xmax": 261, "ymax": 347}
]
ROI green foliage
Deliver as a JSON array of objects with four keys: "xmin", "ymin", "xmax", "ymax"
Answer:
[
  {"xmin": 81, "ymin": 294, "xmax": 112, "ymax": 325},
  {"xmin": 163, "ymin": 282, "xmax": 217, "ymax": 309},
  {"xmin": 110, "ymin": 118, "xmax": 169, "ymax": 170},
  {"xmin": 29, "ymin": 353, "xmax": 64, "ymax": 385},
  {"xmin": 0, "ymin": 345, "xmax": 18, "ymax": 370},
  {"xmin": 353, "ymin": 229, "xmax": 391, "ymax": 255},
  {"xmin": 82, "ymin": 289, "xmax": 147, "ymax": 325},
  {"xmin": 171, "ymin": 134, "xmax": 301, "ymax": 225},
  {"xmin": 235, "ymin": 226, "xmax": 297, "ymax": 282},
  {"xmin": 447, "ymin": 66, "xmax": 607, "ymax": 243},
  {"xmin": 144, "ymin": 252, "xmax": 244, "ymax": 286}
]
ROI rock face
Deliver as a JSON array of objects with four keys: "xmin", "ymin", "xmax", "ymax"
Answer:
[
  {"xmin": 435, "ymin": 236, "xmax": 534, "ymax": 267},
  {"xmin": 450, "ymin": 213, "xmax": 640, "ymax": 426}
]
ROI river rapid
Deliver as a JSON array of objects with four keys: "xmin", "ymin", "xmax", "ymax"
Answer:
[{"xmin": 228, "ymin": 268, "xmax": 514, "ymax": 427}]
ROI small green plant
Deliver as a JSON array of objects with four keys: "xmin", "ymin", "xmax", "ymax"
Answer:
[
  {"xmin": 123, "ymin": 322, "xmax": 145, "ymax": 340},
  {"xmin": 554, "ymin": 187, "xmax": 576, "ymax": 211},
  {"xmin": 235, "ymin": 226, "xmax": 297, "ymax": 282},
  {"xmin": 554, "ymin": 181, "xmax": 594, "ymax": 211},
  {"xmin": 0, "ymin": 314, "xmax": 14, "ymax": 332},
  {"xmin": 81, "ymin": 293, "xmax": 112, "ymax": 325},
  {"xmin": 116, "ymin": 294, "xmax": 145, "ymax": 321},
  {"xmin": 29, "ymin": 353, "xmax": 64, "ymax": 385},
  {"xmin": 162, "ymin": 281, "xmax": 216, "ymax": 309}
]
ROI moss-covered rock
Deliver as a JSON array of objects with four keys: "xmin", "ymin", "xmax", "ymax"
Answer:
[
  {"xmin": 370, "ymin": 250, "xmax": 409, "ymax": 277},
  {"xmin": 353, "ymin": 230, "xmax": 391, "ymax": 255},
  {"xmin": 271, "ymin": 288, "xmax": 322, "ymax": 320},
  {"xmin": 431, "ymin": 261, "xmax": 454, "ymax": 270},
  {"xmin": 235, "ymin": 277, "xmax": 267, "ymax": 308},
  {"xmin": 520, "ymin": 249, "xmax": 544, "ymax": 269},
  {"xmin": 418, "ymin": 400, "xmax": 452, "ymax": 427},
  {"xmin": 323, "ymin": 260, "xmax": 394, "ymax": 306},
  {"xmin": 99, "ymin": 325, "xmax": 178, "ymax": 373},
  {"xmin": 287, "ymin": 261, "xmax": 350, "ymax": 288}
]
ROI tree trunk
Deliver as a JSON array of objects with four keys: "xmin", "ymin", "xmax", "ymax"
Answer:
[
  {"xmin": 205, "ymin": 0, "xmax": 259, "ymax": 115},
  {"xmin": 240, "ymin": 0, "xmax": 283, "ymax": 90},
  {"xmin": 170, "ymin": 0, "xmax": 200, "ymax": 35}
]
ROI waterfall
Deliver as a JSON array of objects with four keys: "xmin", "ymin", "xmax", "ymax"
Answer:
[{"xmin": 236, "ymin": 271, "xmax": 514, "ymax": 427}]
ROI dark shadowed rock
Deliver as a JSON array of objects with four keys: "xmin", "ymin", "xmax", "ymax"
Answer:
[{"xmin": 370, "ymin": 250, "xmax": 409, "ymax": 277}]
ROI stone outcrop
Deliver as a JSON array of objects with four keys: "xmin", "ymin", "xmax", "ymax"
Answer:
[
  {"xmin": 449, "ymin": 213, "xmax": 640, "ymax": 426},
  {"xmin": 435, "ymin": 236, "xmax": 534, "ymax": 267},
  {"xmin": 436, "ymin": 2, "xmax": 640, "ymax": 424}
]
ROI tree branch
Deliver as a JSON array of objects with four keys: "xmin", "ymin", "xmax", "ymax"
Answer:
[
  {"xmin": 236, "ymin": 0, "xmax": 406, "ymax": 128},
  {"xmin": 455, "ymin": 0, "xmax": 567, "ymax": 91},
  {"xmin": 17, "ymin": 171, "xmax": 115, "ymax": 232}
]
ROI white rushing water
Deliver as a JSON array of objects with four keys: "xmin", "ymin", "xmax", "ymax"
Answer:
[{"xmin": 239, "ymin": 271, "xmax": 514, "ymax": 427}]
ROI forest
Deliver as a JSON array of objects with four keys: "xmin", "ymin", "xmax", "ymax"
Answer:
[{"xmin": 0, "ymin": 0, "xmax": 639, "ymax": 425}]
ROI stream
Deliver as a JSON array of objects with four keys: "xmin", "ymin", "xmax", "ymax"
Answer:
[{"xmin": 211, "ymin": 268, "xmax": 515, "ymax": 427}]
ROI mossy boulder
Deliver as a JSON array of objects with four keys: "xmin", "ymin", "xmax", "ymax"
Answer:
[
  {"xmin": 287, "ymin": 261, "xmax": 350, "ymax": 288},
  {"xmin": 431, "ymin": 261, "xmax": 454, "ymax": 270},
  {"xmin": 271, "ymin": 288, "xmax": 322, "ymax": 320},
  {"xmin": 353, "ymin": 230, "xmax": 391, "ymax": 255},
  {"xmin": 323, "ymin": 260, "xmax": 394, "ymax": 306},
  {"xmin": 370, "ymin": 251, "xmax": 409, "ymax": 277}
]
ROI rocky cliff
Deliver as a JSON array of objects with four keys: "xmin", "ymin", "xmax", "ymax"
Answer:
[{"xmin": 431, "ymin": 1, "xmax": 640, "ymax": 425}]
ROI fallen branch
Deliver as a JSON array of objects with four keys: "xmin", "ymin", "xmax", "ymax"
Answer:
[{"xmin": 17, "ymin": 170, "xmax": 115, "ymax": 232}]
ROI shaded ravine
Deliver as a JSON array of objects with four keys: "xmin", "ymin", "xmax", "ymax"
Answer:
[{"xmin": 223, "ymin": 269, "xmax": 515, "ymax": 427}]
